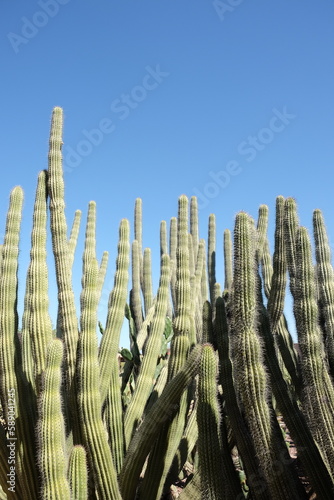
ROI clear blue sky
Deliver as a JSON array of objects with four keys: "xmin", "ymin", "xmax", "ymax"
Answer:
[{"xmin": 1, "ymin": 1, "xmax": 334, "ymax": 345}]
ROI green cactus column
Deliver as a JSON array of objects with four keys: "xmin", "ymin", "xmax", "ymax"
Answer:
[
  {"xmin": 294, "ymin": 226, "xmax": 334, "ymax": 475},
  {"xmin": 37, "ymin": 339, "xmax": 71, "ymax": 500},
  {"xmin": 0, "ymin": 186, "xmax": 39, "ymax": 499},
  {"xmin": 139, "ymin": 195, "xmax": 192, "ymax": 500},
  {"xmin": 130, "ymin": 239, "xmax": 143, "ymax": 335},
  {"xmin": 21, "ymin": 170, "xmax": 53, "ymax": 395},
  {"xmin": 68, "ymin": 210, "xmax": 82, "ymax": 270},
  {"xmin": 313, "ymin": 209, "xmax": 334, "ymax": 378},
  {"xmin": 119, "ymin": 344, "xmax": 203, "ymax": 500},
  {"xmin": 231, "ymin": 212, "xmax": 302, "ymax": 500},
  {"xmin": 98, "ymin": 218, "xmax": 130, "ymax": 404},
  {"xmin": 197, "ymin": 343, "xmax": 242, "ymax": 499},
  {"xmin": 47, "ymin": 107, "xmax": 81, "ymax": 446},
  {"xmin": 223, "ymin": 229, "xmax": 233, "ymax": 291},
  {"xmin": 77, "ymin": 258, "xmax": 122, "ymax": 499},
  {"xmin": 124, "ymin": 254, "xmax": 170, "ymax": 448},
  {"xmin": 68, "ymin": 445, "xmax": 88, "ymax": 500},
  {"xmin": 208, "ymin": 213, "xmax": 216, "ymax": 307},
  {"xmin": 142, "ymin": 247, "xmax": 153, "ymax": 315}
]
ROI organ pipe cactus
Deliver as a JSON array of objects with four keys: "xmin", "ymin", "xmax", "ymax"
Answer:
[
  {"xmin": 37, "ymin": 339, "xmax": 71, "ymax": 500},
  {"xmin": 1, "ymin": 106, "xmax": 334, "ymax": 500}
]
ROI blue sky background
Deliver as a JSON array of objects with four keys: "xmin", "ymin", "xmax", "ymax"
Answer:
[{"xmin": 1, "ymin": 1, "xmax": 334, "ymax": 346}]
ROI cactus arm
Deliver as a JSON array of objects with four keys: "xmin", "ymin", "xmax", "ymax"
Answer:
[
  {"xmin": 160, "ymin": 220, "xmax": 168, "ymax": 256},
  {"xmin": 22, "ymin": 170, "xmax": 53, "ymax": 394},
  {"xmin": 313, "ymin": 208, "xmax": 334, "ymax": 377},
  {"xmin": 119, "ymin": 344, "xmax": 203, "ymax": 500},
  {"xmin": 98, "ymin": 218, "xmax": 130, "ymax": 404},
  {"xmin": 130, "ymin": 240, "xmax": 143, "ymax": 334},
  {"xmin": 231, "ymin": 212, "xmax": 300, "ymax": 499},
  {"xmin": 0, "ymin": 187, "xmax": 23, "ymax": 419},
  {"xmin": 134, "ymin": 197, "xmax": 143, "ymax": 285},
  {"xmin": 215, "ymin": 296, "xmax": 269, "ymax": 500},
  {"xmin": 190, "ymin": 196, "xmax": 199, "ymax": 263},
  {"xmin": 207, "ymin": 213, "xmax": 216, "ymax": 306},
  {"xmin": 256, "ymin": 204, "xmax": 269, "ymax": 263},
  {"xmin": 142, "ymin": 247, "xmax": 153, "ymax": 315},
  {"xmin": 81, "ymin": 201, "xmax": 97, "ymax": 290},
  {"xmin": 68, "ymin": 209, "xmax": 82, "ymax": 270},
  {"xmin": 169, "ymin": 216, "xmax": 178, "ymax": 311},
  {"xmin": 284, "ymin": 197, "xmax": 299, "ymax": 296},
  {"xmin": 77, "ymin": 258, "xmax": 122, "ymax": 499},
  {"xmin": 0, "ymin": 187, "xmax": 38, "ymax": 498},
  {"xmin": 68, "ymin": 445, "xmax": 88, "ymax": 500},
  {"xmin": 37, "ymin": 339, "xmax": 71, "ymax": 500},
  {"xmin": 294, "ymin": 227, "xmax": 334, "ymax": 474},
  {"xmin": 124, "ymin": 254, "xmax": 170, "ymax": 448},
  {"xmin": 258, "ymin": 301, "xmax": 334, "ymax": 499},
  {"xmin": 47, "ymin": 107, "xmax": 79, "ymax": 407},
  {"xmin": 197, "ymin": 344, "xmax": 232, "ymax": 499},
  {"xmin": 223, "ymin": 228, "xmax": 233, "ymax": 291},
  {"xmin": 104, "ymin": 375, "xmax": 125, "ymax": 474},
  {"xmin": 97, "ymin": 250, "xmax": 108, "ymax": 301},
  {"xmin": 267, "ymin": 196, "xmax": 287, "ymax": 334}
]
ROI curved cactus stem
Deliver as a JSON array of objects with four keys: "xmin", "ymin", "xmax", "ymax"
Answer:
[
  {"xmin": 119, "ymin": 344, "xmax": 203, "ymax": 500},
  {"xmin": 68, "ymin": 209, "xmax": 82, "ymax": 270},
  {"xmin": 97, "ymin": 250, "xmax": 109, "ymax": 301},
  {"xmin": 98, "ymin": 218, "xmax": 130, "ymax": 404},
  {"xmin": 124, "ymin": 254, "xmax": 170, "ymax": 448}
]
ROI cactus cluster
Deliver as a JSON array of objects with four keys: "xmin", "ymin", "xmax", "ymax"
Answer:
[{"xmin": 0, "ymin": 106, "xmax": 334, "ymax": 499}]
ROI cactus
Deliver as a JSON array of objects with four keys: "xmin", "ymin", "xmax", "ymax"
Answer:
[
  {"xmin": 223, "ymin": 228, "xmax": 233, "ymax": 291},
  {"xmin": 231, "ymin": 212, "xmax": 301, "ymax": 499},
  {"xmin": 77, "ymin": 258, "xmax": 122, "ymax": 499},
  {"xmin": 293, "ymin": 226, "xmax": 334, "ymax": 475},
  {"xmin": 2, "ymin": 106, "xmax": 334, "ymax": 499},
  {"xmin": 68, "ymin": 445, "xmax": 88, "ymax": 500},
  {"xmin": 124, "ymin": 253, "xmax": 170, "ymax": 447},
  {"xmin": 197, "ymin": 343, "xmax": 242, "ymax": 499},
  {"xmin": 98, "ymin": 218, "xmax": 130, "ymax": 404},
  {"xmin": 313, "ymin": 208, "xmax": 334, "ymax": 378},
  {"xmin": 37, "ymin": 339, "xmax": 71, "ymax": 500}
]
